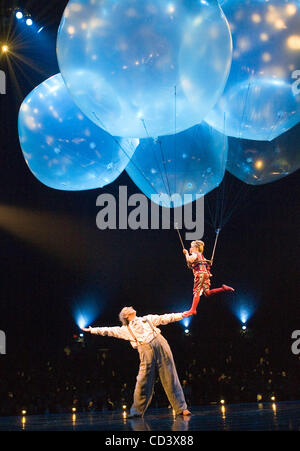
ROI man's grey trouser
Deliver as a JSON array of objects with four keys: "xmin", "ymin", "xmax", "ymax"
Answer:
[{"xmin": 130, "ymin": 334, "xmax": 187, "ymax": 416}]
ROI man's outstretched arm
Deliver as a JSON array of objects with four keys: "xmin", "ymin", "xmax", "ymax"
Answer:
[
  {"xmin": 146, "ymin": 311, "xmax": 192, "ymax": 327},
  {"xmin": 81, "ymin": 325, "xmax": 129, "ymax": 340}
]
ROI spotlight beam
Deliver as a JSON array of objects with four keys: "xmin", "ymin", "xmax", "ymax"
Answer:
[{"xmin": 0, "ymin": 205, "xmax": 107, "ymax": 272}]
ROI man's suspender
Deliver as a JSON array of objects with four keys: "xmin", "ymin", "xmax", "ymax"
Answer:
[
  {"xmin": 127, "ymin": 324, "xmax": 139, "ymax": 344},
  {"xmin": 145, "ymin": 318, "xmax": 157, "ymax": 337},
  {"xmin": 127, "ymin": 319, "xmax": 157, "ymax": 345}
]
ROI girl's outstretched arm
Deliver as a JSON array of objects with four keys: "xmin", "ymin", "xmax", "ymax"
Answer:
[{"xmin": 183, "ymin": 248, "xmax": 197, "ymax": 264}]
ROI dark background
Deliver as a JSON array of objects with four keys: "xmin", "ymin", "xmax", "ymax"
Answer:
[{"xmin": 0, "ymin": 1, "xmax": 299, "ymax": 382}]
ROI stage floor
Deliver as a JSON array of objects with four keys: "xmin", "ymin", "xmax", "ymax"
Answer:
[{"xmin": 0, "ymin": 402, "xmax": 299, "ymax": 431}]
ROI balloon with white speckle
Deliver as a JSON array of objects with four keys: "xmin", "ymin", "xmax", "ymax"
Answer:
[
  {"xmin": 226, "ymin": 123, "xmax": 300, "ymax": 185},
  {"xmin": 18, "ymin": 74, "xmax": 137, "ymax": 191},
  {"xmin": 57, "ymin": 0, "xmax": 232, "ymax": 138},
  {"xmin": 126, "ymin": 122, "xmax": 228, "ymax": 207},
  {"xmin": 206, "ymin": 0, "xmax": 300, "ymax": 141}
]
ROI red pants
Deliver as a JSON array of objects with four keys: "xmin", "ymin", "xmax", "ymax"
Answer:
[{"xmin": 189, "ymin": 274, "xmax": 231, "ymax": 314}]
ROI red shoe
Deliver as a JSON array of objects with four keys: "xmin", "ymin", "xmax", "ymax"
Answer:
[
  {"xmin": 184, "ymin": 310, "xmax": 197, "ymax": 316},
  {"xmin": 222, "ymin": 284, "xmax": 235, "ymax": 292}
]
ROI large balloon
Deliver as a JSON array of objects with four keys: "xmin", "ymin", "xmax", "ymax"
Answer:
[
  {"xmin": 126, "ymin": 123, "xmax": 228, "ymax": 208},
  {"xmin": 206, "ymin": 0, "xmax": 300, "ymax": 141},
  {"xmin": 226, "ymin": 123, "xmax": 300, "ymax": 185},
  {"xmin": 18, "ymin": 74, "xmax": 137, "ymax": 191},
  {"xmin": 56, "ymin": 0, "xmax": 232, "ymax": 138}
]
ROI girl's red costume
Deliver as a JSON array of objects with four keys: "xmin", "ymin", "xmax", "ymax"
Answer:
[{"xmin": 187, "ymin": 251, "xmax": 234, "ymax": 314}]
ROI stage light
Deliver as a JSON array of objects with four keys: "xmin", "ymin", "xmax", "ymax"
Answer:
[
  {"xmin": 21, "ymin": 416, "xmax": 26, "ymax": 428},
  {"xmin": 1, "ymin": 45, "xmax": 9, "ymax": 53},
  {"xmin": 74, "ymin": 297, "xmax": 101, "ymax": 330},
  {"xmin": 231, "ymin": 297, "xmax": 257, "ymax": 331},
  {"xmin": 16, "ymin": 11, "xmax": 23, "ymax": 20},
  {"xmin": 72, "ymin": 407, "xmax": 76, "ymax": 412},
  {"xmin": 26, "ymin": 18, "xmax": 33, "ymax": 26},
  {"xmin": 181, "ymin": 315, "xmax": 191, "ymax": 335},
  {"xmin": 257, "ymin": 394, "xmax": 262, "ymax": 402},
  {"xmin": 21, "ymin": 410, "xmax": 27, "ymax": 415},
  {"xmin": 271, "ymin": 395, "xmax": 276, "ymax": 401},
  {"xmin": 220, "ymin": 399, "xmax": 225, "ymax": 405},
  {"xmin": 221, "ymin": 405, "xmax": 226, "ymax": 419},
  {"xmin": 77, "ymin": 314, "xmax": 88, "ymax": 330},
  {"xmin": 182, "ymin": 317, "xmax": 191, "ymax": 328},
  {"xmin": 122, "ymin": 405, "xmax": 127, "ymax": 410}
]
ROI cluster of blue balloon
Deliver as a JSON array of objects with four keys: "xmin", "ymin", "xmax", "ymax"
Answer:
[
  {"xmin": 18, "ymin": 0, "xmax": 300, "ymax": 204},
  {"xmin": 207, "ymin": 0, "xmax": 300, "ymax": 185}
]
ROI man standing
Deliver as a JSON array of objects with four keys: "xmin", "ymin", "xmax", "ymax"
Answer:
[{"xmin": 82, "ymin": 307, "xmax": 192, "ymax": 417}]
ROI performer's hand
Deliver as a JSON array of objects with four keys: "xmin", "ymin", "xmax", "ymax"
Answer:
[
  {"xmin": 81, "ymin": 326, "xmax": 92, "ymax": 333},
  {"xmin": 183, "ymin": 311, "xmax": 193, "ymax": 317},
  {"xmin": 183, "ymin": 249, "xmax": 189, "ymax": 256}
]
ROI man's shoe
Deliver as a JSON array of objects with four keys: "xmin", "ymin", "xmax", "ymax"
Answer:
[{"xmin": 180, "ymin": 409, "xmax": 192, "ymax": 416}]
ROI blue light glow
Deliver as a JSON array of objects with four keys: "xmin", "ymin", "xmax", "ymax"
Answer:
[
  {"xmin": 181, "ymin": 316, "xmax": 192, "ymax": 332},
  {"xmin": 26, "ymin": 18, "xmax": 33, "ymax": 26},
  {"xmin": 16, "ymin": 11, "xmax": 23, "ymax": 20},
  {"xmin": 73, "ymin": 296, "xmax": 101, "ymax": 330},
  {"xmin": 182, "ymin": 317, "xmax": 191, "ymax": 328},
  {"xmin": 76, "ymin": 313, "xmax": 90, "ymax": 330},
  {"xmin": 230, "ymin": 296, "xmax": 257, "ymax": 326},
  {"xmin": 239, "ymin": 307, "xmax": 249, "ymax": 325}
]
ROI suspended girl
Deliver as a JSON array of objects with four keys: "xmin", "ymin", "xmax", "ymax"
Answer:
[{"xmin": 184, "ymin": 240, "xmax": 234, "ymax": 315}]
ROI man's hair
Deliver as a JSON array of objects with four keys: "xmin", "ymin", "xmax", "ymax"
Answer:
[
  {"xmin": 119, "ymin": 307, "xmax": 133, "ymax": 325},
  {"xmin": 191, "ymin": 240, "xmax": 204, "ymax": 251}
]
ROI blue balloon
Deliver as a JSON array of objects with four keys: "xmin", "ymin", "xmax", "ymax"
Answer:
[
  {"xmin": 56, "ymin": 0, "xmax": 232, "ymax": 138},
  {"xmin": 18, "ymin": 74, "xmax": 137, "ymax": 191},
  {"xmin": 206, "ymin": 0, "xmax": 300, "ymax": 141},
  {"xmin": 126, "ymin": 123, "xmax": 228, "ymax": 208},
  {"xmin": 226, "ymin": 123, "xmax": 300, "ymax": 185}
]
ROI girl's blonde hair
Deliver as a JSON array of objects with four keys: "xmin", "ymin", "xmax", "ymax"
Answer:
[{"xmin": 191, "ymin": 240, "xmax": 204, "ymax": 251}]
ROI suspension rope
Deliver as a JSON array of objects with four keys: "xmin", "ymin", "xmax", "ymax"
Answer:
[
  {"xmin": 141, "ymin": 118, "xmax": 172, "ymax": 198},
  {"xmin": 174, "ymin": 222, "xmax": 185, "ymax": 250},
  {"xmin": 210, "ymin": 227, "xmax": 221, "ymax": 266}
]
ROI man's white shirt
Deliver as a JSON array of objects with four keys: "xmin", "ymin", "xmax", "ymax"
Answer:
[{"xmin": 90, "ymin": 312, "xmax": 184, "ymax": 348}]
